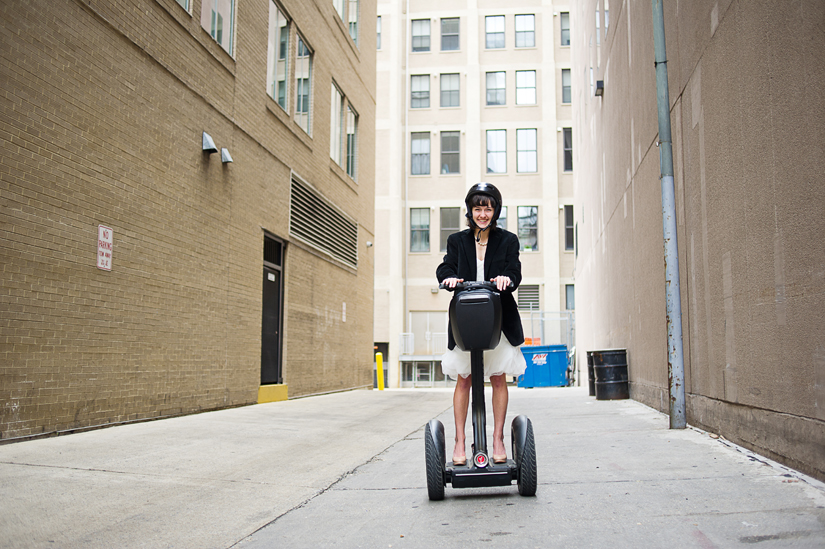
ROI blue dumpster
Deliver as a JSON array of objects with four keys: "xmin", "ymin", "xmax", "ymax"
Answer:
[{"xmin": 518, "ymin": 345, "xmax": 568, "ymax": 387}]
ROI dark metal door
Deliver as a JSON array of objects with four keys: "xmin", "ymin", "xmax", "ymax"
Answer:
[{"xmin": 261, "ymin": 267, "xmax": 282, "ymax": 384}]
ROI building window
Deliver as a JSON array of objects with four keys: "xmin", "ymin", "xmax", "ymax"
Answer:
[
  {"xmin": 486, "ymin": 130, "xmax": 506, "ymax": 174},
  {"xmin": 565, "ymin": 284, "xmax": 576, "ymax": 310},
  {"xmin": 440, "ymin": 207, "xmax": 460, "ymax": 251},
  {"xmin": 202, "ymin": 0, "xmax": 235, "ymax": 55},
  {"xmin": 563, "ymin": 127, "xmax": 573, "ymax": 171},
  {"xmin": 176, "ymin": 0, "xmax": 190, "ymax": 11},
  {"xmin": 295, "ymin": 36, "xmax": 312, "ymax": 134},
  {"xmin": 561, "ymin": 68, "xmax": 571, "ymax": 104},
  {"xmin": 517, "ymin": 206, "xmax": 538, "ymax": 251},
  {"xmin": 516, "ymin": 70, "xmax": 536, "ymax": 105},
  {"xmin": 517, "ymin": 129, "xmax": 537, "ymax": 173},
  {"xmin": 441, "ymin": 131, "xmax": 460, "ymax": 174},
  {"xmin": 411, "ymin": 208, "xmax": 430, "ymax": 252},
  {"xmin": 267, "ymin": 1, "xmax": 289, "ymax": 110},
  {"xmin": 486, "ymin": 71, "xmax": 505, "ymax": 106},
  {"xmin": 440, "ymin": 73, "xmax": 460, "ymax": 107},
  {"xmin": 411, "ymin": 75, "xmax": 430, "ymax": 108},
  {"xmin": 515, "ymin": 14, "xmax": 535, "ymax": 47},
  {"xmin": 441, "ymin": 17, "xmax": 459, "ymax": 51},
  {"xmin": 485, "ymin": 15, "xmax": 505, "ymax": 49},
  {"xmin": 564, "ymin": 205, "xmax": 574, "ymax": 250},
  {"xmin": 518, "ymin": 285, "xmax": 540, "ymax": 310},
  {"xmin": 412, "ymin": 19, "xmax": 430, "ymax": 52},
  {"xmin": 411, "ymin": 132, "xmax": 430, "ymax": 175},
  {"xmin": 596, "ymin": 9, "xmax": 601, "ymax": 45},
  {"xmin": 330, "ymin": 84, "xmax": 343, "ymax": 164},
  {"xmin": 347, "ymin": 0, "xmax": 359, "ymax": 43},
  {"xmin": 498, "ymin": 206, "xmax": 507, "ymax": 230},
  {"xmin": 346, "ymin": 105, "xmax": 357, "ymax": 179},
  {"xmin": 560, "ymin": 12, "xmax": 570, "ymax": 46},
  {"xmin": 376, "ymin": 15, "xmax": 382, "ymax": 49}
]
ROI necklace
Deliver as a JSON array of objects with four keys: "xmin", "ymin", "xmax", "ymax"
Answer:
[{"xmin": 476, "ymin": 239, "xmax": 488, "ymax": 247}]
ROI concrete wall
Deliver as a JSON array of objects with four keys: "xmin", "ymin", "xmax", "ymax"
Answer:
[
  {"xmin": 0, "ymin": 0, "xmax": 375, "ymax": 439},
  {"xmin": 572, "ymin": 0, "xmax": 824, "ymax": 480}
]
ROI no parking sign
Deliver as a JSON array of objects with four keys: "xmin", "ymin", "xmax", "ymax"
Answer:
[{"xmin": 97, "ymin": 225, "xmax": 113, "ymax": 271}]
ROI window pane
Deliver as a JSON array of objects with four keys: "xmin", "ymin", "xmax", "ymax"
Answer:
[
  {"xmin": 330, "ymin": 84, "xmax": 343, "ymax": 164},
  {"xmin": 348, "ymin": 0, "xmax": 358, "ymax": 44},
  {"xmin": 411, "ymin": 75, "xmax": 430, "ymax": 108},
  {"xmin": 202, "ymin": 0, "xmax": 235, "ymax": 55},
  {"xmin": 517, "ymin": 129, "xmax": 537, "ymax": 173},
  {"xmin": 486, "ymin": 129, "xmax": 506, "ymax": 174},
  {"xmin": 411, "ymin": 132, "xmax": 430, "ymax": 175},
  {"xmin": 441, "ymin": 17, "xmax": 459, "ymax": 51},
  {"xmin": 516, "ymin": 70, "xmax": 536, "ymax": 105},
  {"xmin": 176, "ymin": 0, "xmax": 190, "ymax": 12},
  {"xmin": 412, "ymin": 19, "xmax": 430, "ymax": 52},
  {"xmin": 563, "ymin": 127, "xmax": 573, "ymax": 171},
  {"xmin": 346, "ymin": 105, "xmax": 357, "ymax": 179},
  {"xmin": 440, "ymin": 207, "xmax": 460, "ymax": 251},
  {"xmin": 376, "ymin": 15, "xmax": 382, "ymax": 49},
  {"xmin": 267, "ymin": 2, "xmax": 289, "ymax": 109},
  {"xmin": 498, "ymin": 206, "xmax": 507, "ymax": 231},
  {"xmin": 440, "ymin": 131, "xmax": 460, "ymax": 174},
  {"xmin": 564, "ymin": 205, "xmax": 574, "ymax": 250},
  {"xmin": 411, "ymin": 208, "xmax": 430, "ymax": 252},
  {"xmin": 440, "ymin": 73, "xmax": 459, "ymax": 107},
  {"xmin": 515, "ymin": 14, "xmax": 535, "ymax": 48},
  {"xmin": 560, "ymin": 12, "xmax": 570, "ymax": 46},
  {"xmin": 485, "ymin": 16, "xmax": 505, "ymax": 49},
  {"xmin": 565, "ymin": 284, "xmax": 575, "ymax": 310},
  {"xmin": 486, "ymin": 71, "xmax": 505, "ymax": 106},
  {"xmin": 517, "ymin": 206, "xmax": 538, "ymax": 251},
  {"xmin": 562, "ymin": 68, "xmax": 571, "ymax": 103},
  {"xmin": 295, "ymin": 37, "xmax": 312, "ymax": 134}
]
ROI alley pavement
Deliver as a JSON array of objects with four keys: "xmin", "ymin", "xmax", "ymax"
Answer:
[{"xmin": 1, "ymin": 387, "xmax": 823, "ymax": 548}]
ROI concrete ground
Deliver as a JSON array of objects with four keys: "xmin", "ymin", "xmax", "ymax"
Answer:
[{"xmin": 1, "ymin": 387, "xmax": 823, "ymax": 548}]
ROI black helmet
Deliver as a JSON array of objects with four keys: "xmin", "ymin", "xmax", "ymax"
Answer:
[{"xmin": 465, "ymin": 182, "xmax": 502, "ymax": 225}]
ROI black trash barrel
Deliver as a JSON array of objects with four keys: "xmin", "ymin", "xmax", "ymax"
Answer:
[
  {"xmin": 591, "ymin": 349, "xmax": 629, "ymax": 400},
  {"xmin": 586, "ymin": 351, "xmax": 595, "ymax": 396}
]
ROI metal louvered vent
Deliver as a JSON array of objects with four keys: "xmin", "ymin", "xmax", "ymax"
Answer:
[
  {"xmin": 290, "ymin": 179, "xmax": 358, "ymax": 269},
  {"xmin": 517, "ymin": 285, "xmax": 540, "ymax": 310}
]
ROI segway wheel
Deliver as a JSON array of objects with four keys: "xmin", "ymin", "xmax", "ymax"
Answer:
[
  {"xmin": 424, "ymin": 422, "xmax": 445, "ymax": 501},
  {"xmin": 516, "ymin": 419, "xmax": 537, "ymax": 497}
]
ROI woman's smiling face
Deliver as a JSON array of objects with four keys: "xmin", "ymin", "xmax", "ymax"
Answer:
[{"xmin": 472, "ymin": 204, "xmax": 494, "ymax": 229}]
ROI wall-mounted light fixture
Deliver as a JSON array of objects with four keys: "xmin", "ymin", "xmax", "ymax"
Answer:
[
  {"xmin": 202, "ymin": 132, "xmax": 218, "ymax": 154},
  {"xmin": 221, "ymin": 148, "xmax": 233, "ymax": 163},
  {"xmin": 595, "ymin": 80, "xmax": 605, "ymax": 97},
  {"xmin": 431, "ymin": 287, "xmax": 439, "ymax": 294}
]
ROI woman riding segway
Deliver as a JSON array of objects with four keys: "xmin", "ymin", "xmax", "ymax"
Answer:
[{"xmin": 437, "ymin": 183, "xmax": 527, "ymax": 467}]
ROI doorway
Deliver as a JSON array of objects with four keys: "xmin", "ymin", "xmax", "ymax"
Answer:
[{"xmin": 261, "ymin": 235, "xmax": 284, "ymax": 385}]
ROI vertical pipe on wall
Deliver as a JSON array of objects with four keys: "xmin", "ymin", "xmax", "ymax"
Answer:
[{"xmin": 651, "ymin": 0, "xmax": 686, "ymax": 429}]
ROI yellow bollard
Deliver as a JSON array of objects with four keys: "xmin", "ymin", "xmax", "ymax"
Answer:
[{"xmin": 376, "ymin": 352, "xmax": 385, "ymax": 391}]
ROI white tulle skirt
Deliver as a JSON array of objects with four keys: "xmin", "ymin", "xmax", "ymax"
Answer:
[{"xmin": 441, "ymin": 336, "xmax": 527, "ymax": 380}]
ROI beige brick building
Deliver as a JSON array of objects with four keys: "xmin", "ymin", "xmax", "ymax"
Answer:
[
  {"xmin": 373, "ymin": 1, "xmax": 577, "ymax": 387},
  {"xmin": 572, "ymin": 0, "xmax": 824, "ymax": 480},
  {"xmin": 0, "ymin": 0, "xmax": 376, "ymax": 440}
]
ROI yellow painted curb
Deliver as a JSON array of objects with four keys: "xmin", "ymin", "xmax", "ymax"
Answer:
[{"xmin": 258, "ymin": 384, "xmax": 288, "ymax": 404}]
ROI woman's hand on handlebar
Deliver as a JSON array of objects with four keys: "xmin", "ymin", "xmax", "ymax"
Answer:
[
  {"xmin": 491, "ymin": 276, "xmax": 512, "ymax": 291},
  {"xmin": 443, "ymin": 277, "xmax": 464, "ymax": 289}
]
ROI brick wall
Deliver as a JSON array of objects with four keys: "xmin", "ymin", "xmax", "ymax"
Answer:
[{"xmin": 0, "ymin": 0, "xmax": 376, "ymax": 439}]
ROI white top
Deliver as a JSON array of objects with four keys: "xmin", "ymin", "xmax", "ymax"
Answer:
[{"xmin": 476, "ymin": 258, "xmax": 484, "ymax": 282}]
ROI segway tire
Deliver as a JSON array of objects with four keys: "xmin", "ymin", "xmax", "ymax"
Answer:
[
  {"xmin": 424, "ymin": 423, "xmax": 445, "ymax": 501},
  {"xmin": 517, "ymin": 420, "xmax": 537, "ymax": 497}
]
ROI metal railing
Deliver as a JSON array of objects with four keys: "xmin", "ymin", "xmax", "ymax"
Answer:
[{"xmin": 399, "ymin": 332, "xmax": 448, "ymax": 356}]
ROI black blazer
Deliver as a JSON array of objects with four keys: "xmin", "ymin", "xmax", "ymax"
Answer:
[{"xmin": 436, "ymin": 228, "xmax": 525, "ymax": 350}]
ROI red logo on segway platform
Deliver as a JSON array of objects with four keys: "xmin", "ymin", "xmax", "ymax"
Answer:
[{"xmin": 474, "ymin": 453, "xmax": 489, "ymax": 468}]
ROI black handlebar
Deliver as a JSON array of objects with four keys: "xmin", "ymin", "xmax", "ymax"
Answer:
[{"xmin": 438, "ymin": 280, "xmax": 514, "ymax": 292}]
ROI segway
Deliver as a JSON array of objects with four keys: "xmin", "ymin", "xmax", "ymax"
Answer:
[{"xmin": 425, "ymin": 280, "xmax": 537, "ymax": 500}]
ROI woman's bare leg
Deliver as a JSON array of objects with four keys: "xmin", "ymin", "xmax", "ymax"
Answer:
[
  {"xmin": 490, "ymin": 373, "xmax": 509, "ymax": 458},
  {"xmin": 453, "ymin": 374, "xmax": 472, "ymax": 462}
]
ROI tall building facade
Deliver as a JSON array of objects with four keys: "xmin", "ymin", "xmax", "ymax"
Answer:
[
  {"xmin": 572, "ymin": 0, "xmax": 824, "ymax": 480},
  {"xmin": 374, "ymin": 1, "xmax": 575, "ymax": 387},
  {"xmin": 1, "ymin": 0, "xmax": 376, "ymax": 439}
]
